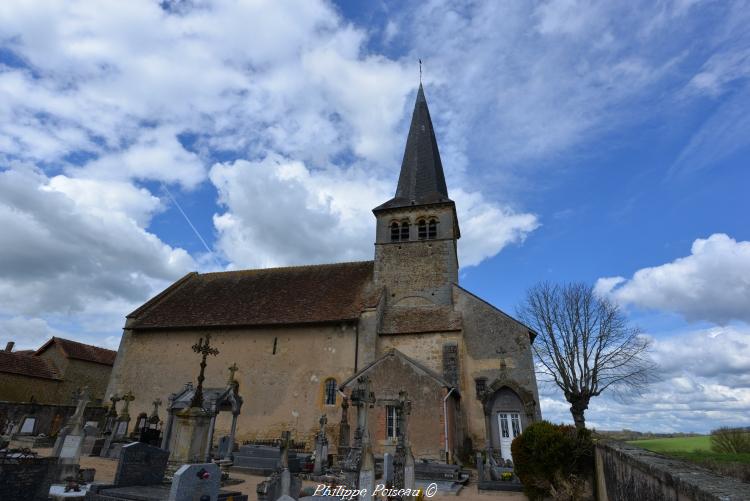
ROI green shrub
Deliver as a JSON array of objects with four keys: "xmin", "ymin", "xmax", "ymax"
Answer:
[
  {"xmin": 511, "ymin": 421, "xmax": 594, "ymax": 500},
  {"xmin": 711, "ymin": 427, "xmax": 750, "ymax": 454}
]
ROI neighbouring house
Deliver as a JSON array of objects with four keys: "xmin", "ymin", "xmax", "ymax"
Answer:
[{"xmin": 0, "ymin": 338, "xmax": 115, "ymax": 437}]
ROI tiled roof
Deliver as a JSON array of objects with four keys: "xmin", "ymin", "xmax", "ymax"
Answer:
[
  {"xmin": 127, "ymin": 261, "xmax": 378, "ymax": 330},
  {"xmin": 0, "ymin": 350, "xmax": 61, "ymax": 380},
  {"xmin": 35, "ymin": 337, "xmax": 117, "ymax": 366}
]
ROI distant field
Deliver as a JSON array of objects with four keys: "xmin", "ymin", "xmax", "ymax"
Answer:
[
  {"xmin": 627, "ymin": 435, "xmax": 712, "ymax": 453},
  {"xmin": 628, "ymin": 435, "xmax": 750, "ymax": 480}
]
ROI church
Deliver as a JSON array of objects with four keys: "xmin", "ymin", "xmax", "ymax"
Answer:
[{"xmin": 105, "ymin": 85, "xmax": 541, "ymax": 463}]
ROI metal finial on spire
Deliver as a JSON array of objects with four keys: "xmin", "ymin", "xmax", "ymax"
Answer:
[{"xmin": 419, "ymin": 58, "xmax": 422, "ymax": 83}]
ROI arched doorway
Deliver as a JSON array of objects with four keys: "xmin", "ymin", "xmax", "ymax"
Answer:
[{"xmin": 486, "ymin": 387, "xmax": 526, "ymax": 462}]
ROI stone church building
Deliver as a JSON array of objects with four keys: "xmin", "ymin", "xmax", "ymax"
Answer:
[{"xmin": 105, "ymin": 85, "xmax": 541, "ymax": 462}]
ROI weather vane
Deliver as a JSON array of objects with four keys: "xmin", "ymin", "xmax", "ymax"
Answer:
[{"xmin": 419, "ymin": 58, "xmax": 422, "ymax": 83}]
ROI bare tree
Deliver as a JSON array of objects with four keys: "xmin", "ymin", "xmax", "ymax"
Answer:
[{"xmin": 518, "ymin": 282, "xmax": 656, "ymax": 429}]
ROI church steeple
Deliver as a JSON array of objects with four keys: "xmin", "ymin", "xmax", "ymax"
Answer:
[
  {"xmin": 374, "ymin": 84, "xmax": 452, "ymax": 211},
  {"xmin": 372, "ymin": 84, "xmax": 460, "ymax": 306}
]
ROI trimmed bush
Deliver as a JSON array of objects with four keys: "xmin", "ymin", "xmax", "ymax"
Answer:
[{"xmin": 511, "ymin": 421, "xmax": 594, "ymax": 500}]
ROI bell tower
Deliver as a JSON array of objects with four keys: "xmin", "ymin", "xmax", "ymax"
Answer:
[{"xmin": 373, "ymin": 84, "xmax": 460, "ymax": 306}]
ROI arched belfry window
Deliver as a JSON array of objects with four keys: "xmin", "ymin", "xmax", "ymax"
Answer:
[
  {"xmin": 428, "ymin": 219, "xmax": 438, "ymax": 239},
  {"xmin": 417, "ymin": 219, "xmax": 427, "ymax": 239},
  {"xmin": 400, "ymin": 220, "xmax": 410, "ymax": 241},
  {"xmin": 390, "ymin": 222, "xmax": 400, "ymax": 242},
  {"xmin": 324, "ymin": 378, "xmax": 337, "ymax": 405}
]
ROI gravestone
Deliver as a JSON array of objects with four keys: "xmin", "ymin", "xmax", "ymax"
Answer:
[
  {"xmin": 55, "ymin": 387, "xmax": 91, "ymax": 483},
  {"xmin": 383, "ymin": 452, "xmax": 393, "ymax": 485},
  {"xmin": 114, "ymin": 442, "xmax": 169, "ymax": 487},
  {"xmin": 358, "ymin": 447, "xmax": 375, "ymax": 501},
  {"xmin": 168, "ymin": 463, "xmax": 220, "ymax": 501},
  {"xmin": 313, "ymin": 414, "xmax": 328, "ymax": 475},
  {"xmin": 19, "ymin": 416, "xmax": 36, "ymax": 434},
  {"xmin": 217, "ymin": 435, "xmax": 232, "ymax": 459}
]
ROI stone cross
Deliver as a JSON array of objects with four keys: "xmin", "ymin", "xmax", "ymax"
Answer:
[
  {"xmin": 108, "ymin": 395, "xmax": 121, "ymax": 416},
  {"xmin": 319, "ymin": 413, "xmax": 328, "ymax": 434},
  {"xmin": 120, "ymin": 391, "xmax": 135, "ymax": 420},
  {"xmin": 496, "ymin": 346, "xmax": 513, "ymax": 371},
  {"xmin": 227, "ymin": 362, "xmax": 239, "ymax": 384},
  {"xmin": 150, "ymin": 398, "xmax": 162, "ymax": 419},
  {"xmin": 190, "ymin": 334, "xmax": 220, "ymax": 408},
  {"xmin": 351, "ymin": 376, "xmax": 375, "ymax": 447},
  {"xmin": 70, "ymin": 388, "xmax": 83, "ymax": 405},
  {"xmin": 69, "ymin": 387, "xmax": 90, "ymax": 435}
]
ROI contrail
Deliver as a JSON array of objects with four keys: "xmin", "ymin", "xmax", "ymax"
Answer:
[{"xmin": 160, "ymin": 182, "xmax": 222, "ymax": 270}]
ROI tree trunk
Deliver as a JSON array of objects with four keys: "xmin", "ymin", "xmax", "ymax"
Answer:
[{"xmin": 570, "ymin": 401, "xmax": 588, "ymax": 430}]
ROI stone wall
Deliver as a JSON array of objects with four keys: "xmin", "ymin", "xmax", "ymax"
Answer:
[
  {"xmin": 454, "ymin": 285, "xmax": 541, "ymax": 448},
  {"xmin": 105, "ymin": 323, "xmax": 358, "ymax": 447},
  {"xmin": 0, "ymin": 348, "xmax": 112, "ymax": 406},
  {"xmin": 0, "ymin": 401, "xmax": 107, "ymax": 437},
  {"xmin": 54, "ymin": 359, "xmax": 112, "ymax": 406},
  {"xmin": 0, "ymin": 374, "xmax": 62, "ymax": 404},
  {"xmin": 0, "ymin": 455, "xmax": 60, "ymax": 501},
  {"xmin": 373, "ymin": 204, "xmax": 459, "ymax": 306},
  {"xmin": 595, "ymin": 440, "xmax": 750, "ymax": 501},
  {"xmin": 345, "ymin": 352, "xmax": 458, "ymax": 460}
]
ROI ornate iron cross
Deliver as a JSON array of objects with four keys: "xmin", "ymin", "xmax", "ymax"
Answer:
[{"xmin": 190, "ymin": 334, "xmax": 220, "ymax": 408}]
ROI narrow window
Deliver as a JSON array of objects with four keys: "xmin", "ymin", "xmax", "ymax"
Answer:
[
  {"xmin": 417, "ymin": 219, "xmax": 427, "ymax": 239},
  {"xmin": 400, "ymin": 221, "xmax": 410, "ymax": 241},
  {"xmin": 511, "ymin": 414, "xmax": 521, "ymax": 437},
  {"xmin": 386, "ymin": 405, "xmax": 401, "ymax": 439},
  {"xmin": 272, "ymin": 337, "xmax": 278, "ymax": 355},
  {"xmin": 475, "ymin": 378, "xmax": 487, "ymax": 398},
  {"xmin": 499, "ymin": 413, "xmax": 509, "ymax": 438},
  {"xmin": 390, "ymin": 222, "xmax": 400, "ymax": 242},
  {"xmin": 428, "ymin": 219, "xmax": 437, "ymax": 239},
  {"xmin": 324, "ymin": 378, "xmax": 337, "ymax": 405}
]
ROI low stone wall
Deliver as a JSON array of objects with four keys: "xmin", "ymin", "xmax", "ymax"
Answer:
[
  {"xmin": 595, "ymin": 440, "xmax": 750, "ymax": 501},
  {"xmin": 0, "ymin": 400, "xmax": 106, "ymax": 437},
  {"xmin": 0, "ymin": 454, "xmax": 60, "ymax": 501}
]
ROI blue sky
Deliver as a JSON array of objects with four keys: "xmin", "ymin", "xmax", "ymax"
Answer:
[{"xmin": 1, "ymin": 0, "xmax": 748, "ymax": 433}]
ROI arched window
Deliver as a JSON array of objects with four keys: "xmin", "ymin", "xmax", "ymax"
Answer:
[
  {"xmin": 400, "ymin": 220, "xmax": 410, "ymax": 241},
  {"xmin": 428, "ymin": 219, "xmax": 437, "ymax": 239},
  {"xmin": 390, "ymin": 222, "xmax": 400, "ymax": 242},
  {"xmin": 324, "ymin": 378, "xmax": 337, "ymax": 405},
  {"xmin": 417, "ymin": 219, "xmax": 427, "ymax": 239}
]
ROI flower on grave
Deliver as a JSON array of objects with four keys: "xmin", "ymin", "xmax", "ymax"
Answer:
[{"xmin": 501, "ymin": 471, "xmax": 513, "ymax": 481}]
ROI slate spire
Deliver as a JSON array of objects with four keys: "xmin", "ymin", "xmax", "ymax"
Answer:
[{"xmin": 374, "ymin": 84, "xmax": 451, "ymax": 211}]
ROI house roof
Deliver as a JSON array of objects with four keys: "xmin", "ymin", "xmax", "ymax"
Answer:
[
  {"xmin": 340, "ymin": 348, "xmax": 457, "ymax": 392},
  {"xmin": 34, "ymin": 337, "xmax": 117, "ymax": 366},
  {"xmin": 0, "ymin": 350, "xmax": 61, "ymax": 380},
  {"xmin": 374, "ymin": 85, "xmax": 453, "ymax": 212},
  {"xmin": 127, "ymin": 261, "xmax": 378, "ymax": 330}
]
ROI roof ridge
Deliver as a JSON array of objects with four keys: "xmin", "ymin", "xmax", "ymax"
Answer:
[{"xmin": 198, "ymin": 260, "xmax": 374, "ymax": 277}]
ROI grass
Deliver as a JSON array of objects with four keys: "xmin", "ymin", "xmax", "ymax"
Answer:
[
  {"xmin": 627, "ymin": 435, "xmax": 712, "ymax": 453},
  {"xmin": 628, "ymin": 435, "xmax": 750, "ymax": 483}
]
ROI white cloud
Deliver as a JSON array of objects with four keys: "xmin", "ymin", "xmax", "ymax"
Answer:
[
  {"xmin": 596, "ymin": 234, "xmax": 750, "ymax": 324},
  {"xmin": 453, "ymin": 189, "xmax": 539, "ymax": 267},
  {"xmin": 210, "ymin": 155, "xmax": 538, "ymax": 269},
  {"xmin": 0, "ymin": 166, "xmax": 194, "ymax": 320}
]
